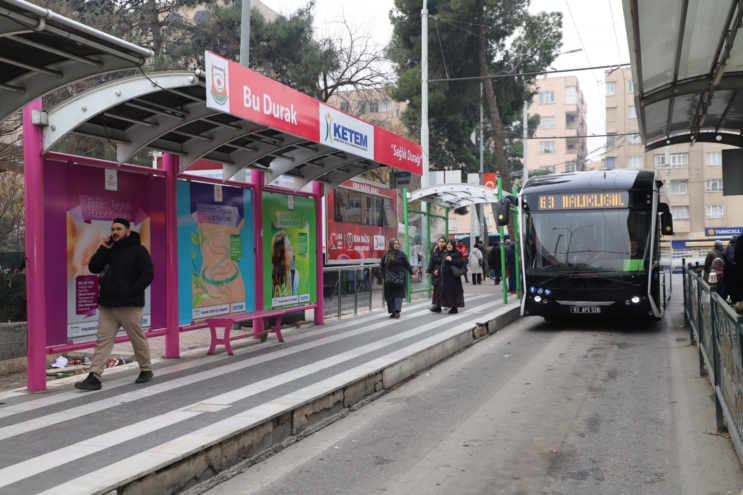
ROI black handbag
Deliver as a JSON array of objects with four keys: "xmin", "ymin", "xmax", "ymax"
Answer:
[
  {"xmin": 384, "ymin": 270, "xmax": 405, "ymax": 287},
  {"xmin": 450, "ymin": 263, "xmax": 467, "ymax": 277}
]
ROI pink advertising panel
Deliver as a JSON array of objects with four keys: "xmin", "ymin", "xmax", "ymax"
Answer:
[{"xmin": 42, "ymin": 160, "xmax": 167, "ymax": 346}]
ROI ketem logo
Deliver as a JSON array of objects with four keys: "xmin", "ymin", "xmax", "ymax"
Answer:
[{"xmin": 320, "ymin": 104, "xmax": 374, "ymax": 160}]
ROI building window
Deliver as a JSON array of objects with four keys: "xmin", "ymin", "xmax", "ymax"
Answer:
[
  {"xmin": 605, "ymin": 157, "xmax": 615, "ymax": 170},
  {"xmin": 628, "ymin": 156, "xmax": 643, "ymax": 169},
  {"xmin": 627, "ymin": 80, "xmax": 634, "ymax": 93},
  {"xmin": 606, "ymin": 81, "xmax": 615, "ymax": 95},
  {"xmin": 655, "ymin": 152, "xmax": 688, "ymax": 168},
  {"xmin": 448, "ymin": 218, "xmax": 458, "ymax": 231},
  {"xmin": 672, "ymin": 206, "xmax": 689, "ymax": 220},
  {"xmin": 705, "ymin": 152, "xmax": 722, "ymax": 166},
  {"xmin": 539, "ymin": 141, "xmax": 556, "ymax": 153},
  {"xmin": 355, "ymin": 101, "xmax": 367, "ymax": 114},
  {"xmin": 565, "ymin": 87, "xmax": 577, "ymax": 105},
  {"xmin": 628, "ymin": 133, "xmax": 642, "ymax": 144},
  {"xmin": 706, "ymin": 179, "xmax": 724, "ymax": 192},
  {"xmin": 340, "ymin": 101, "xmax": 350, "ymax": 113},
  {"xmin": 627, "ymin": 105, "xmax": 637, "ymax": 118},
  {"xmin": 669, "ymin": 181, "xmax": 687, "ymax": 194},
  {"xmin": 369, "ymin": 100, "xmax": 379, "ymax": 113},
  {"xmin": 565, "ymin": 161, "xmax": 577, "ymax": 172},
  {"xmin": 607, "ymin": 134, "xmax": 616, "ymax": 147},
  {"xmin": 706, "ymin": 205, "xmax": 724, "ymax": 218},
  {"xmin": 539, "ymin": 116, "xmax": 555, "ymax": 129},
  {"xmin": 538, "ymin": 91, "xmax": 555, "ymax": 104}
]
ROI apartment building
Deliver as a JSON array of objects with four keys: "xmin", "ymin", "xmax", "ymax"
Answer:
[
  {"xmin": 527, "ymin": 76, "xmax": 588, "ymax": 173},
  {"xmin": 326, "ymin": 89, "xmax": 409, "ymax": 138},
  {"xmin": 602, "ymin": 67, "xmax": 743, "ymax": 237}
]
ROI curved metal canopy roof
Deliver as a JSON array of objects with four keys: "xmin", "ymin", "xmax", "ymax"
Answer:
[
  {"xmin": 624, "ymin": 0, "xmax": 743, "ymax": 150},
  {"xmin": 409, "ymin": 184, "xmax": 500, "ymax": 208},
  {"xmin": 42, "ymin": 71, "xmax": 384, "ymax": 191},
  {"xmin": 0, "ymin": 0, "xmax": 153, "ymax": 124}
]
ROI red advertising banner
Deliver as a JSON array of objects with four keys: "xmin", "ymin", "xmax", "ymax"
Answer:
[
  {"xmin": 206, "ymin": 52, "xmax": 320, "ymax": 142},
  {"xmin": 326, "ymin": 179, "xmax": 398, "ymax": 264},
  {"xmin": 374, "ymin": 126, "xmax": 423, "ymax": 175},
  {"xmin": 205, "ymin": 51, "xmax": 423, "ymax": 175}
]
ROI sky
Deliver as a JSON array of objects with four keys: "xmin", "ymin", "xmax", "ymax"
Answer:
[{"xmin": 260, "ymin": 0, "xmax": 632, "ymax": 163}]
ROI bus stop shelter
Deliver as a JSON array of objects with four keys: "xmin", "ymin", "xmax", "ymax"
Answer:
[
  {"xmin": 2, "ymin": 3, "xmax": 423, "ymax": 391},
  {"xmin": 408, "ymin": 182, "xmax": 521, "ymax": 303},
  {"xmin": 623, "ymin": 0, "xmax": 743, "ymax": 150}
]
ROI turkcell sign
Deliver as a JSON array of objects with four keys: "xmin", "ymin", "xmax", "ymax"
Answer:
[
  {"xmin": 320, "ymin": 104, "xmax": 374, "ymax": 160},
  {"xmin": 706, "ymin": 226, "xmax": 743, "ymax": 237}
]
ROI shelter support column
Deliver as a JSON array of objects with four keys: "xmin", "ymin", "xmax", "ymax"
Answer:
[
  {"xmin": 23, "ymin": 100, "xmax": 47, "ymax": 392},
  {"xmin": 252, "ymin": 170, "xmax": 265, "ymax": 335},
  {"xmin": 313, "ymin": 182, "xmax": 325, "ymax": 325},
  {"xmin": 163, "ymin": 153, "xmax": 180, "ymax": 359}
]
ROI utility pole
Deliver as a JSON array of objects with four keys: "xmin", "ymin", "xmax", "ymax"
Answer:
[
  {"xmin": 522, "ymin": 101, "xmax": 529, "ymax": 184},
  {"xmin": 240, "ymin": 0, "xmax": 251, "ymax": 67},
  {"xmin": 421, "ymin": 0, "xmax": 429, "ymax": 188},
  {"xmin": 479, "ymin": 82, "xmax": 489, "ymax": 276}
]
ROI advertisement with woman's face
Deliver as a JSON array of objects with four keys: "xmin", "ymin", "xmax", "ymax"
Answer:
[{"xmin": 263, "ymin": 192, "xmax": 316, "ymax": 309}]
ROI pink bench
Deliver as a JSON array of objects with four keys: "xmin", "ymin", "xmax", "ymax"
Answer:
[{"xmin": 205, "ymin": 310, "xmax": 289, "ymax": 356}]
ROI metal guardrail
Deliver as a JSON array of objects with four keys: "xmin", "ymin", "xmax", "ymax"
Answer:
[
  {"xmin": 683, "ymin": 266, "xmax": 743, "ymax": 465},
  {"xmin": 322, "ymin": 266, "xmax": 375, "ymax": 319}
]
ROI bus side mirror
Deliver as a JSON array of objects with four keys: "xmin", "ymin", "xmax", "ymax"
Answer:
[
  {"xmin": 495, "ymin": 195, "xmax": 516, "ymax": 227},
  {"xmin": 658, "ymin": 202, "xmax": 674, "ymax": 235}
]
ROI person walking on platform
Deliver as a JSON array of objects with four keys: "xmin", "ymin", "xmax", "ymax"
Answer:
[
  {"xmin": 506, "ymin": 240, "xmax": 517, "ymax": 294},
  {"xmin": 380, "ymin": 238, "xmax": 416, "ymax": 319},
  {"xmin": 76, "ymin": 218, "xmax": 154, "ymax": 391},
  {"xmin": 469, "ymin": 243, "xmax": 483, "ymax": 284},
  {"xmin": 735, "ymin": 236, "xmax": 743, "ymax": 304},
  {"xmin": 439, "ymin": 240, "xmax": 466, "ymax": 314},
  {"xmin": 724, "ymin": 235, "xmax": 739, "ymax": 303},
  {"xmin": 704, "ymin": 240, "xmax": 725, "ymax": 283},
  {"xmin": 488, "ymin": 241, "xmax": 502, "ymax": 285},
  {"xmin": 426, "ymin": 236, "xmax": 447, "ymax": 312}
]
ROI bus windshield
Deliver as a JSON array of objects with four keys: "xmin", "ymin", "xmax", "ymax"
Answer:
[{"xmin": 523, "ymin": 209, "xmax": 652, "ymax": 274}]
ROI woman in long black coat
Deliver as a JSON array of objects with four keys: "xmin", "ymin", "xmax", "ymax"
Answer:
[
  {"xmin": 380, "ymin": 238, "xmax": 416, "ymax": 319},
  {"xmin": 426, "ymin": 236, "xmax": 447, "ymax": 312},
  {"xmin": 439, "ymin": 240, "xmax": 465, "ymax": 314}
]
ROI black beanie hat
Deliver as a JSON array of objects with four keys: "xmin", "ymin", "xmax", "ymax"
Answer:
[{"xmin": 112, "ymin": 217, "xmax": 130, "ymax": 229}]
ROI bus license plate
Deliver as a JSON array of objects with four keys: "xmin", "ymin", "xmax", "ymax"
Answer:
[{"xmin": 571, "ymin": 306, "xmax": 601, "ymax": 314}]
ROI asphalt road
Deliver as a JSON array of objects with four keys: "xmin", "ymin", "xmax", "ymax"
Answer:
[{"xmin": 206, "ymin": 280, "xmax": 743, "ymax": 495}]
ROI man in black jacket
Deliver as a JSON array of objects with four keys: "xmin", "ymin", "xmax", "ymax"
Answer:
[
  {"xmin": 76, "ymin": 218, "xmax": 155, "ymax": 391},
  {"xmin": 488, "ymin": 242, "xmax": 501, "ymax": 285}
]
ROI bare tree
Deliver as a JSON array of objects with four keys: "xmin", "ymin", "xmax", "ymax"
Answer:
[
  {"xmin": 0, "ymin": 113, "xmax": 23, "ymax": 174},
  {"xmin": 318, "ymin": 12, "xmax": 393, "ymax": 103}
]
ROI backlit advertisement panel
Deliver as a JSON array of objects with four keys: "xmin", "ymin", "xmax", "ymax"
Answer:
[{"xmin": 326, "ymin": 179, "xmax": 397, "ymax": 264}]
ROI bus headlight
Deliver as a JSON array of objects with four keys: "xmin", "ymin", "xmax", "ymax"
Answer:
[
  {"xmin": 544, "ymin": 288, "xmax": 552, "ymax": 296},
  {"xmin": 529, "ymin": 286, "xmax": 537, "ymax": 294},
  {"xmin": 534, "ymin": 295, "xmax": 542, "ymax": 303},
  {"xmin": 631, "ymin": 296, "xmax": 640, "ymax": 303}
]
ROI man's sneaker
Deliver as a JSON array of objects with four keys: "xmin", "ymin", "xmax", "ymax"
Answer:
[
  {"xmin": 135, "ymin": 371, "xmax": 153, "ymax": 384},
  {"xmin": 74, "ymin": 373, "xmax": 102, "ymax": 391}
]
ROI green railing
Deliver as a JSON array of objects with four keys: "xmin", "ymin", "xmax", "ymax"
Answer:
[{"xmin": 683, "ymin": 266, "xmax": 743, "ymax": 462}]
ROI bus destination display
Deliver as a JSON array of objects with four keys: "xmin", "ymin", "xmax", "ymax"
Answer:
[{"xmin": 536, "ymin": 192, "xmax": 628, "ymax": 210}]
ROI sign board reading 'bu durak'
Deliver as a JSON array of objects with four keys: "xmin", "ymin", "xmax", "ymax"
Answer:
[{"xmin": 205, "ymin": 51, "xmax": 423, "ymax": 176}]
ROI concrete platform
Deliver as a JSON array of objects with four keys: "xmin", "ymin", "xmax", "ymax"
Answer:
[{"xmin": 0, "ymin": 285, "xmax": 518, "ymax": 495}]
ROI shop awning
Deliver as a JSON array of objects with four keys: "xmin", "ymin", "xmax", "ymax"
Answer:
[
  {"xmin": 0, "ymin": 0, "xmax": 152, "ymax": 124},
  {"xmin": 40, "ymin": 54, "xmax": 423, "ymax": 192},
  {"xmin": 623, "ymin": 0, "xmax": 743, "ymax": 149},
  {"xmin": 409, "ymin": 184, "xmax": 500, "ymax": 209}
]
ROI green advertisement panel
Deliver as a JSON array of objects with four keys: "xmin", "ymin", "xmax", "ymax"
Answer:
[{"xmin": 262, "ymin": 192, "xmax": 316, "ymax": 310}]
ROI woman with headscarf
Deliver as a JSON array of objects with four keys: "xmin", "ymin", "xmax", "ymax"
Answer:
[
  {"xmin": 380, "ymin": 238, "xmax": 416, "ymax": 319},
  {"xmin": 724, "ymin": 235, "xmax": 738, "ymax": 302},
  {"xmin": 426, "ymin": 236, "xmax": 447, "ymax": 312},
  {"xmin": 439, "ymin": 240, "xmax": 466, "ymax": 314}
]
